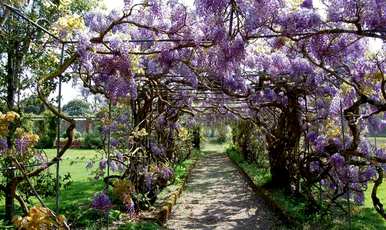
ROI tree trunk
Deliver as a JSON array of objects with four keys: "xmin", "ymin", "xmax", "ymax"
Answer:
[
  {"xmin": 192, "ymin": 126, "xmax": 200, "ymax": 150},
  {"xmin": 267, "ymin": 142, "xmax": 291, "ymax": 190},
  {"xmin": 4, "ymin": 180, "xmax": 17, "ymax": 222},
  {"xmin": 4, "ymin": 34, "xmax": 18, "ymax": 223},
  {"xmin": 266, "ymin": 93, "xmax": 302, "ymax": 192}
]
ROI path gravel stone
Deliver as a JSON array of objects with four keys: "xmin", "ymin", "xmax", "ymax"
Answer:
[{"xmin": 165, "ymin": 152, "xmax": 285, "ymax": 230}]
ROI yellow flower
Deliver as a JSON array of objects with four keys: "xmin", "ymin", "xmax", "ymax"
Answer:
[
  {"xmin": 56, "ymin": 215, "xmax": 66, "ymax": 226},
  {"xmin": 133, "ymin": 128, "xmax": 148, "ymax": 138},
  {"xmin": 178, "ymin": 128, "xmax": 189, "ymax": 141},
  {"xmin": 15, "ymin": 127, "xmax": 24, "ymax": 137},
  {"xmin": 374, "ymin": 72, "xmax": 384, "ymax": 81},
  {"xmin": 113, "ymin": 179, "xmax": 134, "ymax": 200},
  {"xmin": 13, "ymin": 206, "xmax": 58, "ymax": 230},
  {"xmin": 5, "ymin": 111, "xmax": 20, "ymax": 122},
  {"xmin": 340, "ymin": 83, "xmax": 352, "ymax": 95},
  {"xmin": 149, "ymin": 163, "xmax": 159, "ymax": 173},
  {"xmin": 0, "ymin": 124, "xmax": 8, "ymax": 136},
  {"xmin": 326, "ymin": 128, "xmax": 340, "ymax": 138}
]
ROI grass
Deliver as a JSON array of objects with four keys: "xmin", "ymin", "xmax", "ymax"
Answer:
[
  {"xmin": 117, "ymin": 221, "xmax": 161, "ymax": 230},
  {"xmin": 0, "ymin": 148, "xmax": 103, "ymax": 228},
  {"xmin": 347, "ymin": 183, "xmax": 386, "ymax": 230},
  {"xmin": 225, "ymin": 146, "xmax": 386, "ymax": 230},
  {"xmin": 42, "ymin": 148, "xmax": 99, "ymax": 181},
  {"xmin": 21, "ymin": 148, "xmax": 102, "ymax": 211},
  {"xmin": 367, "ymin": 136, "xmax": 386, "ymax": 147},
  {"xmin": 226, "ymin": 146, "xmax": 271, "ymax": 186}
]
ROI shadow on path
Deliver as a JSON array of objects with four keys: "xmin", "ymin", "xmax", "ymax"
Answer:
[{"xmin": 165, "ymin": 150, "xmax": 285, "ymax": 230}]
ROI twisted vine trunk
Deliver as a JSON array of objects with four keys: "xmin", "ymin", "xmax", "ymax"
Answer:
[
  {"xmin": 192, "ymin": 126, "xmax": 200, "ymax": 149},
  {"xmin": 267, "ymin": 93, "xmax": 302, "ymax": 192}
]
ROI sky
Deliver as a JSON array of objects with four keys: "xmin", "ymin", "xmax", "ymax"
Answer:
[{"xmin": 59, "ymin": 0, "xmax": 383, "ymax": 105}]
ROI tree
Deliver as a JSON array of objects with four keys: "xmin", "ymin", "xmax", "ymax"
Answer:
[
  {"xmin": 20, "ymin": 95, "xmax": 44, "ymax": 114},
  {"xmin": 62, "ymin": 99, "xmax": 91, "ymax": 116},
  {"xmin": 0, "ymin": 0, "xmax": 97, "ymax": 223}
]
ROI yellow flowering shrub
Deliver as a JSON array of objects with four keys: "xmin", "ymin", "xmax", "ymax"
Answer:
[
  {"xmin": 0, "ymin": 111, "xmax": 20, "ymax": 136},
  {"xmin": 13, "ymin": 206, "xmax": 66, "ymax": 230},
  {"xmin": 53, "ymin": 14, "xmax": 84, "ymax": 37},
  {"xmin": 178, "ymin": 127, "xmax": 190, "ymax": 141},
  {"xmin": 325, "ymin": 119, "xmax": 341, "ymax": 138},
  {"xmin": 113, "ymin": 179, "xmax": 134, "ymax": 200}
]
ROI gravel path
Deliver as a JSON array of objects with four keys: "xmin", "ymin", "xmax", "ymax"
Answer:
[{"xmin": 165, "ymin": 152, "xmax": 285, "ymax": 230}]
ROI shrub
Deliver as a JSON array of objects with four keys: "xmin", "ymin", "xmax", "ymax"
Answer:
[
  {"xmin": 83, "ymin": 132, "xmax": 103, "ymax": 149},
  {"xmin": 35, "ymin": 110, "xmax": 57, "ymax": 149}
]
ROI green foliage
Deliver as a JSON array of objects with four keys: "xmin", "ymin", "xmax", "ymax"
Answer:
[
  {"xmin": 174, "ymin": 159, "xmax": 194, "ymax": 185},
  {"xmin": 226, "ymin": 146, "xmax": 271, "ymax": 187},
  {"xmin": 66, "ymin": 0, "xmax": 99, "ymax": 14},
  {"xmin": 62, "ymin": 99, "xmax": 92, "ymax": 116},
  {"xmin": 17, "ymin": 172, "xmax": 72, "ymax": 202},
  {"xmin": 117, "ymin": 221, "xmax": 161, "ymax": 230},
  {"xmin": 215, "ymin": 125, "xmax": 229, "ymax": 143},
  {"xmin": 20, "ymin": 113, "xmax": 35, "ymax": 132},
  {"xmin": 231, "ymin": 121, "xmax": 269, "ymax": 166},
  {"xmin": 83, "ymin": 131, "xmax": 103, "ymax": 149},
  {"xmin": 35, "ymin": 110, "xmax": 57, "ymax": 149},
  {"xmin": 20, "ymin": 96, "xmax": 44, "ymax": 115},
  {"xmin": 61, "ymin": 129, "xmax": 82, "ymax": 139}
]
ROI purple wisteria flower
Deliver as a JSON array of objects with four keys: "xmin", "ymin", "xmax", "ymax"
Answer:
[
  {"xmin": 116, "ymin": 153, "xmax": 124, "ymax": 161},
  {"xmin": 124, "ymin": 195, "xmax": 135, "ymax": 214},
  {"xmin": 354, "ymin": 191, "xmax": 365, "ymax": 205},
  {"xmin": 300, "ymin": 0, "xmax": 313, "ymax": 9},
  {"xmin": 306, "ymin": 132, "xmax": 318, "ymax": 143},
  {"xmin": 309, "ymin": 161, "xmax": 320, "ymax": 173},
  {"xmin": 99, "ymin": 159, "xmax": 107, "ymax": 170},
  {"xmin": 91, "ymin": 192, "xmax": 112, "ymax": 212},
  {"xmin": 110, "ymin": 139, "xmax": 119, "ymax": 147},
  {"xmin": 160, "ymin": 167, "xmax": 173, "ymax": 180},
  {"xmin": 109, "ymin": 161, "xmax": 118, "ymax": 172},
  {"xmin": 376, "ymin": 149, "xmax": 386, "ymax": 159},
  {"xmin": 361, "ymin": 166, "xmax": 377, "ymax": 181},
  {"xmin": 314, "ymin": 135, "xmax": 326, "ymax": 152},
  {"xmin": 358, "ymin": 140, "xmax": 371, "ymax": 156},
  {"xmin": 150, "ymin": 143, "xmax": 165, "ymax": 156},
  {"xmin": 0, "ymin": 138, "xmax": 8, "ymax": 154},
  {"xmin": 15, "ymin": 137, "xmax": 29, "ymax": 154},
  {"xmin": 329, "ymin": 153, "xmax": 345, "ymax": 168}
]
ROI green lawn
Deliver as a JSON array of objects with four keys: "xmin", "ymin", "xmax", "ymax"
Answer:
[
  {"xmin": 42, "ymin": 149, "xmax": 104, "ymax": 217},
  {"xmin": 350, "ymin": 182, "xmax": 386, "ymax": 229},
  {"xmin": 367, "ymin": 136, "xmax": 386, "ymax": 147},
  {"xmin": 42, "ymin": 148, "xmax": 99, "ymax": 181},
  {"xmin": 0, "ymin": 148, "xmax": 103, "ymax": 228}
]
